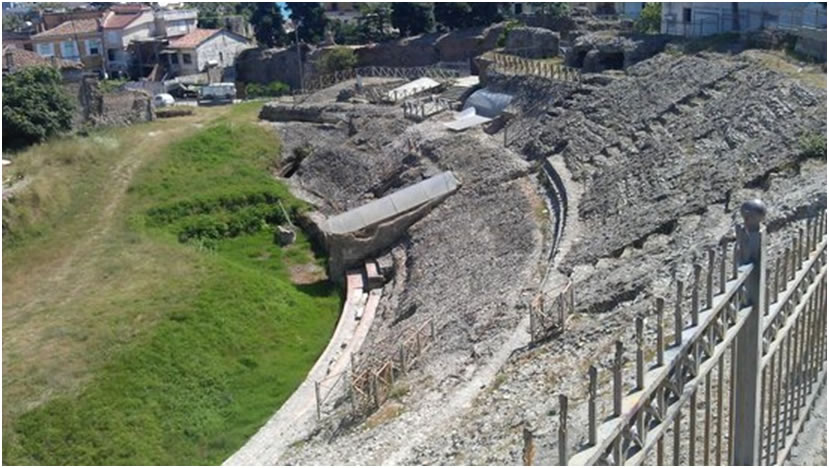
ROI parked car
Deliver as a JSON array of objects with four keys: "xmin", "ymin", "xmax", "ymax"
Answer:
[
  {"xmin": 152, "ymin": 93, "xmax": 175, "ymax": 107},
  {"xmin": 199, "ymin": 83, "xmax": 236, "ymax": 105}
]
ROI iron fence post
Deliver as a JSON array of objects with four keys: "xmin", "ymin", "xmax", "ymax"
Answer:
[{"xmin": 733, "ymin": 223, "xmax": 766, "ymax": 465}]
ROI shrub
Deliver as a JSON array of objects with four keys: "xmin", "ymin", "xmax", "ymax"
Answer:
[
  {"xmin": 799, "ymin": 133, "xmax": 826, "ymax": 159},
  {"xmin": 635, "ymin": 3, "xmax": 662, "ymax": 33},
  {"xmin": 2, "ymin": 66, "xmax": 75, "ymax": 149},
  {"xmin": 496, "ymin": 20, "xmax": 522, "ymax": 48},
  {"xmin": 245, "ymin": 81, "xmax": 290, "ymax": 98},
  {"xmin": 156, "ymin": 108, "xmax": 194, "ymax": 118},
  {"xmin": 315, "ymin": 47, "xmax": 357, "ymax": 75}
]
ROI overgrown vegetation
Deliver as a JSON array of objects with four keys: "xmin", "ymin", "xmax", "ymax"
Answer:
[
  {"xmin": 315, "ymin": 47, "xmax": 357, "ymax": 74},
  {"xmin": 245, "ymin": 81, "xmax": 291, "ymax": 98},
  {"xmin": 156, "ymin": 107, "xmax": 195, "ymax": 118},
  {"xmin": 99, "ymin": 78, "xmax": 127, "ymax": 93},
  {"xmin": 3, "ymin": 106, "xmax": 341, "ymax": 465},
  {"xmin": 799, "ymin": 132, "xmax": 827, "ymax": 159},
  {"xmin": 2, "ymin": 66, "xmax": 75, "ymax": 149},
  {"xmin": 635, "ymin": 3, "xmax": 662, "ymax": 33},
  {"xmin": 496, "ymin": 19, "xmax": 522, "ymax": 48}
]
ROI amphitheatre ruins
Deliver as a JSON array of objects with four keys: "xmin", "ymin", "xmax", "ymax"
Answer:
[{"xmin": 225, "ymin": 13, "xmax": 827, "ymax": 467}]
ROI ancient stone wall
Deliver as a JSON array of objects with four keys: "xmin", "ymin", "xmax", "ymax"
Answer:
[
  {"xmin": 505, "ymin": 26, "xmax": 560, "ymax": 58},
  {"xmin": 77, "ymin": 77, "xmax": 154, "ymax": 128}
]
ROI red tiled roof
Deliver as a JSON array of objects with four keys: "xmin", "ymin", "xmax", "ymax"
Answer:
[
  {"xmin": 103, "ymin": 4, "xmax": 150, "ymax": 29},
  {"xmin": 2, "ymin": 46, "xmax": 83, "ymax": 70},
  {"xmin": 32, "ymin": 18, "xmax": 101, "ymax": 39},
  {"xmin": 168, "ymin": 28, "xmax": 220, "ymax": 49}
]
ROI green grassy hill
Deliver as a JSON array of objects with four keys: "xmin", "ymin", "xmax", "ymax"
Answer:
[{"xmin": 2, "ymin": 104, "xmax": 341, "ymax": 465}]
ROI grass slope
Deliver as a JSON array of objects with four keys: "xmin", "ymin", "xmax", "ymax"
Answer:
[{"xmin": 3, "ymin": 106, "xmax": 341, "ymax": 465}]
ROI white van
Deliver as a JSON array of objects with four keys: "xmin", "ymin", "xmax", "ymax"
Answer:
[{"xmin": 199, "ymin": 83, "xmax": 236, "ymax": 104}]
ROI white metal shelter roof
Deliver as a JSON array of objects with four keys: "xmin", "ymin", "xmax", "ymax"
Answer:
[
  {"xmin": 324, "ymin": 171, "xmax": 460, "ymax": 235},
  {"xmin": 386, "ymin": 77, "xmax": 441, "ymax": 101},
  {"xmin": 463, "ymin": 89, "xmax": 513, "ymax": 118}
]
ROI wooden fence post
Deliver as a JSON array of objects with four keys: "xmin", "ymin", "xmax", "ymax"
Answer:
[
  {"xmin": 314, "ymin": 381, "xmax": 322, "ymax": 420},
  {"xmin": 733, "ymin": 223, "xmax": 766, "ymax": 465},
  {"xmin": 558, "ymin": 394, "xmax": 569, "ymax": 465}
]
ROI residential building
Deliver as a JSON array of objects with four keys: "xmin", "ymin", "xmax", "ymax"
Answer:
[
  {"xmin": 163, "ymin": 28, "xmax": 250, "ymax": 76},
  {"xmin": 40, "ymin": 8, "xmax": 104, "ymax": 32},
  {"xmin": 3, "ymin": 45, "xmax": 83, "ymax": 80},
  {"xmin": 662, "ymin": 2, "xmax": 827, "ymax": 37},
  {"xmin": 507, "ymin": 2, "xmax": 644, "ymax": 18},
  {"xmin": 30, "ymin": 18, "xmax": 104, "ymax": 72},
  {"xmin": 101, "ymin": 3, "xmax": 156, "ymax": 73},
  {"xmin": 2, "ymin": 31, "xmax": 33, "ymax": 50}
]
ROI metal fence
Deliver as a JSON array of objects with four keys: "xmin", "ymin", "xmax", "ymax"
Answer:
[
  {"xmin": 552, "ymin": 210, "xmax": 827, "ymax": 465},
  {"xmin": 314, "ymin": 318, "xmax": 436, "ymax": 418}
]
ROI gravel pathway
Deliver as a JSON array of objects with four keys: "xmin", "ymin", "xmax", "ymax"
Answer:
[{"xmin": 786, "ymin": 381, "xmax": 827, "ymax": 466}]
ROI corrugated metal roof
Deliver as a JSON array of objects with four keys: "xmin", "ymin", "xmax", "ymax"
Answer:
[{"xmin": 324, "ymin": 171, "xmax": 460, "ymax": 235}]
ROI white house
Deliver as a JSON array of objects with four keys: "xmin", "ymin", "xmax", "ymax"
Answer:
[
  {"xmin": 662, "ymin": 2, "xmax": 827, "ymax": 37},
  {"xmin": 163, "ymin": 28, "xmax": 251, "ymax": 76}
]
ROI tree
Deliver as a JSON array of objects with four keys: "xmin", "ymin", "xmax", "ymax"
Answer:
[
  {"xmin": 2, "ymin": 66, "xmax": 74, "ymax": 149},
  {"xmin": 434, "ymin": 2, "xmax": 472, "ymax": 30},
  {"xmin": 288, "ymin": 2, "xmax": 328, "ymax": 44},
  {"xmin": 635, "ymin": 3, "xmax": 662, "ymax": 33},
  {"xmin": 356, "ymin": 3, "xmax": 393, "ymax": 43},
  {"xmin": 250, "ymin": 2, "xmax": 286, "ymax": 48},
  {"xmin": 536, "ymin": 3, "xmax": 571, "ymax": 17},
  {"xmin": 469, "ymin": 2, "xmax": 503, "ymax": 26},
  {"xmin": 315, "ymin": 47, "xmax": 357, "ymax": 74},
  {"xmin": 390, "ymin": 2, "xmax": 435, "ymax": 37},
  {"xmin": 330, "ymin": 19, "xmax": 362, "ymax": 45}
]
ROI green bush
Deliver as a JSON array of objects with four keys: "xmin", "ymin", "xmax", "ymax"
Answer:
[
  {"xmin": 315, "ymin": 47, "xmax": 357, "ymax": 75},
  {"xmin": 496, "ymin": 19, "xmax": 522, "ymax": 48},
  {"xmin": 799, "ymin": 133, "xmax": 827, "ymax": 159},
  {"xmin": 2, "ymin": 66, "xmax": 75, "ymax": 149},
  {"xmin": 245, "ymin": 81, "xmax": 290, "ymax": 98},
  {"xmin": 635, "ymin": 3, "xmax": 662, "ymax": 33}
]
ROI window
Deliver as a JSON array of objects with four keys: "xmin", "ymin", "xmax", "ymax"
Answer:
[
  {"xmin": 36, "ymin": 42, "xmax": 55, "ymax": 57},
  {"xmin": 219, "ymin": 52, "xmax": 224, "ymax": 64},
  {"xmin": 107, "ymin": 48, "xmax": 117, "ymax": 61},
  {"xmin": 514, "ymin": 4, "xmax": 523, "ymax": 15},
  {"xmin": 182, "ymin": 53, "xmax": 192, "ymax": 64},
  {"xmin": 61, "ymin": 40, "xmax": 79, "ymax": 59},
  {"xmin": 170, "ymin": 53, "xmax": 179, "ymax": 65},
  {"xmin": 683, "ymin": 8, "xmax": 692, "ymax": 23},
  {"xmin": 86, "ymin": 38, "xmax": 101, "ymax": 56}
]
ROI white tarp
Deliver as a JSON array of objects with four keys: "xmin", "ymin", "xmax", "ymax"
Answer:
[
  {"xmin": 443, "ymin": 107, "xmax": 492, "ymax": 132},
  {"xmin": 386, "ymin": 77, "xmax": 441, "ymax": 102},
  {"xmin": 462, "ymin": 89, "xmax": 513, "ymax": 118},
  {"xmin": 324, "ymin": 171, "xmax": 460, "ymax": 235}
]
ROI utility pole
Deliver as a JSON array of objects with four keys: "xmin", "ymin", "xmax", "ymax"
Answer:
[{"xmin": 295, "ymin": 20, "xmax": 303, "ymax": 92}]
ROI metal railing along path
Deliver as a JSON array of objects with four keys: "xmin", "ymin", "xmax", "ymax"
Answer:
[{"xmin": 551, "ymin": 210, "xmax": 826, "ymax": 466}]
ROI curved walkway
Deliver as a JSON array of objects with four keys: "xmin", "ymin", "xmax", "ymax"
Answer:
[{"xmin": 224, "ymin": 268, "xmax": 381, "ymax": 465}]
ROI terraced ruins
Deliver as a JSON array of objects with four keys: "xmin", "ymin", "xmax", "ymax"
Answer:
[{"xmin": 229, "ymin": 45, "xmax": 826, "ymax": 466}]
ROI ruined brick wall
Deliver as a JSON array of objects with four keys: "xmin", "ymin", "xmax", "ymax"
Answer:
[{"xmin": 78, "ymin": 77, "xmax": 154, "ymax": 128}]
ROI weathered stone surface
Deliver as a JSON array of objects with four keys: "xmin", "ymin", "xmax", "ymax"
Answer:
[
  {"xmin": 565, "ymin": 32, "xmax": 670, "ymax": 72},
  {"xmin": 505, "ymin": 26, "xmax": 559, "ymax": 58},
  {"xmin": 275, "ymin": 225, "xmax": 296, "ymax": 246}
]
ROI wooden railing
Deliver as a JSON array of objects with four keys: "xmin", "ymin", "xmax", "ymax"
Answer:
[
  {"xmin": 314, "ymin": 318, "xmax": 436, "ymax": 418},
  {"xmin": 550, "ymin": 211, "xmax": 826, "ymax": 465},
  {"xmin": 485, "ymin": 51, "xmax": 582, "ymax": 84}
]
